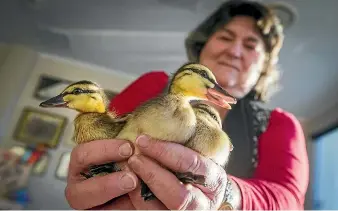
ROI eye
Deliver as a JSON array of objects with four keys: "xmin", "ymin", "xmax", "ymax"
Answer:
[
  {"xmin": 244, "ymin": 44, "xmax": 255, "ymax": 51},
  {"xmin": 218, "ymin": 35, "xmax": 232, "ymax": 42},
  {"xmin": 211, "ymin": 114, "xmax": 218, "ymax": 121},
  {"xmin": 201, "ymin": 71, "xmax": 209, "ymax": 79},
  {"xmin": 72, "ymin": 88, "xmax": 83, "ymax": 95}
]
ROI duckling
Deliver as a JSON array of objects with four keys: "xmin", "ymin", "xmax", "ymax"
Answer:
[
  {"xmin": 187, "ymin": 102, "xmax": 233, "ymax": 166},
  {"xmin": 39, "ymin": 80, "xmax": 128, "ymax": 177},
  {"xmin": 115, "ymin": 62, "xmax": 237, "ymax": 200},
  {"xmin": 175, "ymin": 102, "xmax": 233, "ymax": 184}
]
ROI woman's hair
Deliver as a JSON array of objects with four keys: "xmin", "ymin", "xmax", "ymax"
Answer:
[{"xmin": 185, "ymin": 0, "xmax": 284, "ymax": 102}]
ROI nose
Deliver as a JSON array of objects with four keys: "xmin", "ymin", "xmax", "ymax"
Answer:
[{"xmin": 226, "ymin": 41, "xmax": 243, "ymax": 59}]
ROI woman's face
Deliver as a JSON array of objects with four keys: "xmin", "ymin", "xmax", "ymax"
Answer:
[{"xmin": 199, "ymin": 16, "xmax": 267, "ymax": 99}]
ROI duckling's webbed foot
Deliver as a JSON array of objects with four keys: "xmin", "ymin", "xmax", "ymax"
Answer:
[
  {"xmin": 80, "ymin": 162, "xmax": 120, "ymax": 179},
  {"xmin": 140, "ymin": 180, "xmax": 157, "ymax": 201},
  {"xmin": 175, "ymin": 172, "xmax": 207, "ymax": 187}
]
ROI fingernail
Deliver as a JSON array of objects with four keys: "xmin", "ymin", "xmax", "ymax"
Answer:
[
  {"xmin": 118, "ymin": 143, "xmax": 132, "ymax": 157},
  {"xmin": 136, "ymin": 135, "xmax": 149, "ymax": 148},
  {"xmin": 120, "ymin": 173, "xmax": 137, "ymax": 190},
  {"xmin": 128, "ymin": 155, "xmax": 142, "ymax": 173}
]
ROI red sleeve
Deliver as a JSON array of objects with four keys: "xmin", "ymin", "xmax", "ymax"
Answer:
[
  {"xmin": 230, "ymin": 108, "xmax": 309, "ymax": 210},
  {"xmin": 109, "ymin": 71, "xmax": 169, "ymax": 116}
]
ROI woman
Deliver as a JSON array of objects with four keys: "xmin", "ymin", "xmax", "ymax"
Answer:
[{"xmin": 64, "ymin": 0, "xmax": 309, "ymax": 210}]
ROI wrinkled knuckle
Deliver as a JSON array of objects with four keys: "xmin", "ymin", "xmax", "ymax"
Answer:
[
  {"xmin": 144, "ymin": 170, "xmax": 157, "ymax": 185},
  {"xmin": 175, "ymin": 154, "xmax": 185, "ymax": 172},
  {"xmin": 219, "ymin": 169, "xmax": 227, "ymax": 184},
  {"xmin": 101, "ymin": 141, "xmax": 110, "ymax": 155},
  {"xmin": 208, "ymin": 167, "xmax": 228, "ymax": 197},
  {"xmin": 155, "ymin": 142, "xmax": 169, "ymax": 158},
  {"xmin": 176, "ymin": 153, "xmax": 201, "ymax": 173},
  {"xmin": 217, "ymin": 167, "xmax": 227, "ymax": 186},
  {"xmin": 73, "ymin": 145, "xmax": 89, "ymax": 166},
  {"xmin": 187, "ymin": 155, "xmax": 202, "ymax": 173}
]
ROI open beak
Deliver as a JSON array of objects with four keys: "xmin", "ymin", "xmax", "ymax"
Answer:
[
  {"xmin": 206, "ymin": 83, "xmax": 237, "ymax": 109},
  {"xmin": 39, "ymin": 94, "xmax": 67, "ymax": 108}
]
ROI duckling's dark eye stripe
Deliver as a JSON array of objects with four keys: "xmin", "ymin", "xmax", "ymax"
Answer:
[
  {"xmin": 175, "ymin": 72, "xmax": 192, "ymax": 81},
  {"xmin": 185, "ymin": 68, "xmax": 216, "ymax": 84},
  {"xmin": 77, "ymin": 90, "xmax": 98, "ymax": 94},
  {"xmin": 63, "ymin": 90, "xmax": 99, "ymax": 95}
]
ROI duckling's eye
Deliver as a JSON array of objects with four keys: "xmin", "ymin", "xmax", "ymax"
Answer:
[
  {"xmin": 201, "ymin": 71, "xmax": 209, "ymax": 79},
  {"xmin": 211, "ymin": 114, "xmax": 218, "ymax": 121},
  {"xmin": 72, "ymin": 88, "xmax": 84, "ymax": 95}
]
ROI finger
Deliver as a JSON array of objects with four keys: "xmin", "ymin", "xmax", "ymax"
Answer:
[
  {"xmin": 91, "ymin": 195, "xmax": 135, "ymax": 210},
  {"xmin": 65, "ymin": 171, "xmax": 138, "ymax": 210},
  {"xmin": 68, "ymin": 139, "xmax": 133, "ymax": 182},
  {"xmin": 128, "ymin": 182, "xmax": 167, "ymax": 210},
  {"xmin": 128, "ymin": 154, "xmax": 201, "ymax": 210},
  {"xmin": 135, "ymin": 135, "xmax": 227, "ymax": 194}
]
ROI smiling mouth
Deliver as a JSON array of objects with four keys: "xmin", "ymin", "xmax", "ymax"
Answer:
[{"xmin": 218, "ymin": 61, "xmax": 239, "ymax": 71}]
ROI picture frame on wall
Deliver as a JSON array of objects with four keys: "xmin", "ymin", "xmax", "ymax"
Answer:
[
  {"xmin": 13, "ymin": 107, "xmax": 67, "ymax": 149},
  {"xmin": 55, "ymin": 152, "xmax": 71, "ymax": 181},
  {"xmin": 33, "ymin": 74, "xmax": 72, "ymax": 101}
]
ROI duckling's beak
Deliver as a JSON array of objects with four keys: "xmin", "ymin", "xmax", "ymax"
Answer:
[
  {"xmin": 207, "ymin": 83, "xmax": 237, "ymax": 109},
  {"xmin": 39, "ymin": 94, "xmax": 67, "ymax": 108}
]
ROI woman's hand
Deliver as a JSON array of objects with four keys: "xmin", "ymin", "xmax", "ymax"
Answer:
[
  {"xmin": 64, "ymin": 139, "xmax": 138, "ymax": 210},
  {"xmin": 127, "ymin": 135, "xmax": 229, "ymax": 210}
]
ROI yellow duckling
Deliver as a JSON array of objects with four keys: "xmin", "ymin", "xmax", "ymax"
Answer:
[
  {"xmin": 39, "ymin": 80, "xmax": 128, "ymax": 177},
  {"xmin": 187, "ymin": 102, "xmax": 233, "ymax": 167},
  {"xmin": 175, "ymin": 102, "xmax": 233, "ymax": 185},
  {"xmin": 115, "ymin": 62, "xmax": 237, "ymax": 200}
]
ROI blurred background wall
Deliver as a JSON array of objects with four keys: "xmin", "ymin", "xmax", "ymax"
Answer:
[{"xmin": 0, "ymin": 44, "xmax": 135, "ymax": 209}]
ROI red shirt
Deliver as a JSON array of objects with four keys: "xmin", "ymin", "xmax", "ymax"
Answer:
[{"xmin": 109, "ymin": 71, "xmax": 309, "ymax": 210}]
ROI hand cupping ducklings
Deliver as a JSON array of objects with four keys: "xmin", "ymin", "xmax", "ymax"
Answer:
[{"xmin": 39, "ymin": 62, "xmax": 236, "ymax": 201}]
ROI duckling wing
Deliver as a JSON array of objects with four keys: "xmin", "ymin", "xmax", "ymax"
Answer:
[
  {"xmin": 116, "ymin": 95, "xmax": 196, "ymax": 145},
  {"xmin": 95, "ymin": 113, "xmax": 129, "ymax": 138},
  {"xmin": 74, "ymin": 113, "xmax": 128, "ymax": 144},
  {"xmin": 185, "ymin": 118, "xmax": 232, "ymax": 167}
]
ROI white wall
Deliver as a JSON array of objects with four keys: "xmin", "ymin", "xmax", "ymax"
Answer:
[
  {"xmin": 0, "ymin": 44, "xmax": 38, "ymax": 140},
  {"xmin": 0, "ymin": 43, "xmax": 135, "ymax": 209}
]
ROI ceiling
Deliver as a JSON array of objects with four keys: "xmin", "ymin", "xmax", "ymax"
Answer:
[{"xmin": 1, "ymin": 0, "xmax": 338, "ymax": 121}]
